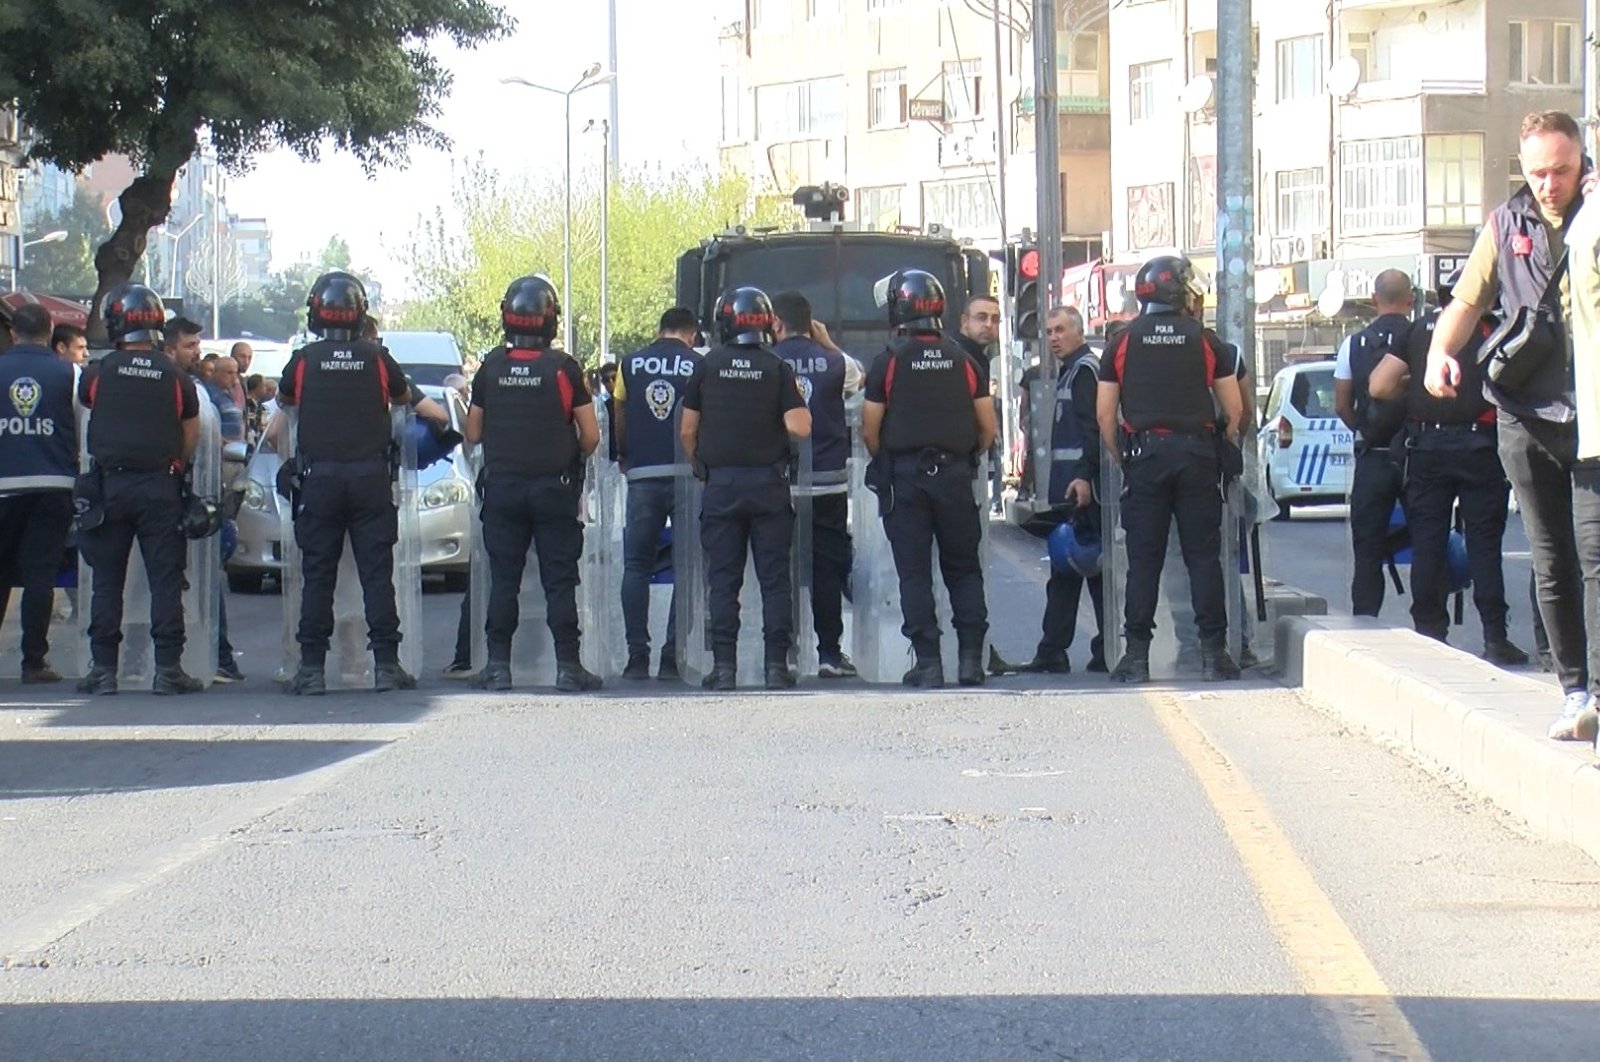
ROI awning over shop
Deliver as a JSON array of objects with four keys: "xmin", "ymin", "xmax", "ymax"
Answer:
[{"xmin": 0, "ymin": 291, "xmax": 91, "ymax": 329}]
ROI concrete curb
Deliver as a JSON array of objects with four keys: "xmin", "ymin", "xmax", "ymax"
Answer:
[{"xmin": 1278, "ymin": 614, "xmax": 1600, "ymax": 867}]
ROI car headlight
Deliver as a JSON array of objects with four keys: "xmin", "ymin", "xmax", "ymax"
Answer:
[
  {"xmin": 421, "ymin": 477, "xmax": 472, "ymax": 510},
  {"xmin": 244, "ymin": 480, "xmax": 270, "ymax": 511}
]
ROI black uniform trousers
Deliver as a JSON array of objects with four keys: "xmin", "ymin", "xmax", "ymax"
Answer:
[
  {"xmin": 1040, "ymin": 561, "xmax": 1105, "ymax": 661},
  {"xmin": 700, "ymin": 467, "xmax": 794, "ymax": 662},
  {"xmin": 481, "ymin": 475, "xmax": 584, "ymax": 663},
  {"xmin": 808, "ymin": 491, "xmax": 852, "ymax": 658},
  {"xmin": 881, "ymin": 453, "xmax": 988, "ymax": 657},
  {"xmin": 0, "ymin": 491, "xmax": 74, "ymax": 668},
  {"xmin": 294, "ymin": 464, "xmax": 401, "ymax": 665},
  {"xmin": 1119, "ymin": 434, "xmax": 1226, "ymax": 645},
  {"xmin": 1349, "ymin": 445, "xmax": 1405, "ymax": 617},
  {"xmin": 80, "ymin": 471, "xmax": 187, "ymax": 668},
  {"xmin": 1403, "ymin": 426, "xmax": 1510, "ymax": 643}
]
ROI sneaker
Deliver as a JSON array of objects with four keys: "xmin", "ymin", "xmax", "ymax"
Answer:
[
  {"xmin": 441, "ymin": 660, "xmax": 474, "ymax": 679},
  {"xmin": 214, "ymin": 659, "xmax": 246, "ymax": 684},
  {"xmin": 622, "ymin": 651, "xmax": 652, "ymax": 680},
  {"xmin": 21, "ymin": 663, "xmax": 63, "ymax": 684},
  {"xmin": 818, "ymin": 653, "xmax": 858, "ymax": 679},
  {"xmin": 1549, "ymin": 690, "xmax": 1599, "ymax": 742}
]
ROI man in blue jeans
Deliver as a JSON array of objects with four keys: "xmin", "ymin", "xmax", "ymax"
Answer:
[{"xmin": 613, "ymin": 308, "xmax": 703, "ymax": 679}]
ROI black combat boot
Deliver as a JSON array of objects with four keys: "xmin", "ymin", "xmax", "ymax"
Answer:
[
  {"xmin": 77, "ymin": 664, "xmax": 118, "ymax": 696},
  {"xmin": 702, "ymin": 659, "xmax": 737, "ymax": 691},
  {"xmin": 1023, "ymin": 649, "xmax": 1071, "ymax": 674},
  {"xmin": 153, "ymin": 665, "xmax": 204, "ymax": 696},
  {"xmin": 556, "ymin": 659, "xmax": 603, "ymax": 692},
  {"xmin": 765, "ymin": 660, "xmax": 797, "ymax": 689},
  {"xmin": 657, "ymin": 649, "xmax": 680, "ymax": 681},
  {"xmin": 1484, "ymin": 637, "xmax": 1529, "ymax": 668},
  {"xmin": 288, "ymin": 665, "xmax": 326, "ymax": 697},
  {"xmin": 901, "ymin": 655, "xmax": 945, "ymax": 689},
  {"xmin": 957, "ymin": 644, "xmax": 986, "ymax": 687},
  {"xmin": 1110, "ymin": 641, "xmax": 1151, "ymax": 684},
  {"xmin": 622, "ymin": 650, "xmax": 652, "ymax": 680},
  {"xmin": 373, "ymin": 661, "xmax": 417, "ymax": 692},
  {"xmin": 1199, "ymin": 639, "xmax": 1241, "ymax": 682},
  {"xmin": 472, "ymin": 661, "xmax": 513, "ymax": 691}
]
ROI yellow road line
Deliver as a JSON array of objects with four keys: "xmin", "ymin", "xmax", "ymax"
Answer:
[{"xmin": 1151, "ymin": 691, "xmax": 1433, "ymax": 1062}]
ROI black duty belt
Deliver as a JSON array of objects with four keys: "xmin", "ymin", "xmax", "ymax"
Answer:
[
  {"xmin": 887, "ymin": 448, "xmax": 970, "ymax": 475},
  {"xmin": 303, "ymin": 459, "xmax": 390, "ymax": 477},
  {"xmin": 1413, "ymin": 420, "xmax": 1492, "ymax": 433},
  {"xmin": 705, "ymin": 465, "xmax": 786, "ymax": 486},
  {"xmin": 101, "ymin": 462, "xmax": 176, "ymax": 475}
]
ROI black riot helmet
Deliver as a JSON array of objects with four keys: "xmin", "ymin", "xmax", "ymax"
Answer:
[
  {"xmin": 1134, "ymin": 255, "xmax": 1198, "ymax": 314},
  {"xmin": 713, "ymin": 286, "xmax": 775, "ymax": 346},
  {"xmin": 102, "ymin": 282, "xmax": 167, "ymax": 345},
  {"xmin": 307, "ymin": 271, "xmax": 369, "ymax": 341},
  {"xmin": 879, "ymin": 269, "xmax": 946, "ymax": 334},
  {"xmin": 501, "ymin": 275, "xmax": 561, "ymax": 349}
]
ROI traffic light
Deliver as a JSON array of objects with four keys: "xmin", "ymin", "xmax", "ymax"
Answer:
[{"xmin": 1010, "ymin": 243, "xmax": 1041, "ymax": 341}]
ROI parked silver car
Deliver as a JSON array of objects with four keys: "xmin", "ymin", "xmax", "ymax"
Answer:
[{"xmin": 226, "ymin": 386, "xmax": 473, "ymax": 592}]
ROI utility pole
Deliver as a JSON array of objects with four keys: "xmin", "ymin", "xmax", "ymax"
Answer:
[
  {"xmin": 1217, "ymin": 0, "xmax": 1255, "ymax": 382},
  {"xmin": 607, "ymin": 0, "xmax": 621, "ymax": 172},
  {"xmin": 1033, "ymin": 0, "xmax": 1063, "ymax": 381}
]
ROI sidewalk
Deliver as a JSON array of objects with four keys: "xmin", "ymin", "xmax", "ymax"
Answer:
[{"xmin": 1278, "ymin": 614, "xmax": 1600, "ymax": 867}]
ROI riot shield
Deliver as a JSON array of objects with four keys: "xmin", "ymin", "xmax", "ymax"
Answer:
[
  {"xmin": 278, "ymin": 407, "xmax": 424, "ymax": 689},
  {"xmin": 672, "ymin": 469, "xmax": 776, "ymax": 688},
  {"xmin": 1027, "ymin": 377, "xmax": 1057, "ymax": 515},
  {"xmin": 76, "ymin": 391, "xmax": 221, "ymax": 688},
  {"xmin": 580, "ymin": 404, "xmax": 628, "ymax": 678},
  {"xmin": 787, "ymin": 435, "xmax": 816, "ymax": 678}
]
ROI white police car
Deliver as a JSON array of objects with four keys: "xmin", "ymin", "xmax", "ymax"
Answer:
[{"xmin": 1256, "ymin": 360, "xmax": 1353, "ymax": 519}]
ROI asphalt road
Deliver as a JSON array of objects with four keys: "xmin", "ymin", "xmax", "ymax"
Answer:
[{"xmin": 3, "ymin": 522, "xmax": 1596, "ymax": 1060}]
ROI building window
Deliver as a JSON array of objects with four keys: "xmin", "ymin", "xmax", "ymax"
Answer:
[
  {"xmin": 922, "ymin": 178, "xmax": 999, "ymax": 236},
  {"xmin": 867, "ymin": 0, "xmax": 904, "ymax": 12},
  {"xmin": 1275, "ymin": 168, "xmax": 1326, "ymax": 234},
  {"xmin": 1347, "ymin": 32, "xmax": 1373, "ymax": 83},
  {"xmin": 1340, "ymin": 137, "xmax": 1422, "ymax": 233},
  {"xmin": 1058, "ymin": 32, "xmax": 1101, "ymax": 97},
  {"xmin": 807, "ymin": 0, "xmax": 842, "ymax": 19},
  {"xmin": 868, "ymin": 68, "xmax": 907, "ymax": 129},
  {"xmin": 1276, "ymin": 35, "xmax": 1324, "ymax": 102},
  {"xmin": 1425, "ymin": 134, "xmax": 1483, "ymax": 227},
  {"xmin": 720, "ymin": 75, "xmax": 745, "ymax": 143},
  {"xmin": 942, "ymin": 60, "xmax": 982, "ymax": 122},
  {"xmin": 755, "ymin": 77, "xmax": 845, "ymax": 140},
  {"xmin": 856, "ymin": 185, "xmax": 903, "ymax": 229},
  {"xmin": 1510, "ymin": 20, "xmax": 1581, "ymax": 86},
  {"xmin": 1129, "ymin": 61, "xmax": 1168, "ymax": 122},
  {"xmin": 1127, "ymin": 182, "xmax": 1175, "ymax": 250}
]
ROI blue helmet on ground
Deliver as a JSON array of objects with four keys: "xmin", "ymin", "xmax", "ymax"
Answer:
[{"xmin": 1048, "ymin": 517, "xmax": 1102, "ymax": 578}]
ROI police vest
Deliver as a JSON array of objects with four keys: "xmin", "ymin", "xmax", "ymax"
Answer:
[
  {"xmin": 1048, "ymin": 348, "xmax": 1098, "ymax": 505},
  {"xmin": 695, "ymin": 344, "xmax": 793, "ymax": 470},
  {"xmin": 1407, "ymin": 311, "xmax": 1495, "ymax": 426},
  {"xmin": 775, "ymin": 336, "xmax": 848, "ymax": 484},
  {"xmin": 879, "ymin": 334, "xmax": 980, "ymax": 456},
  {"xmin": 85, "ymin": 348, "xmax": 186, "ymax": 471},
  {"xmin": 1347, "ymin": 313, "xmax": 1411, "ymax": 447},
  {"xmin": 0, "ymin": 344, "xmax": 77, "ymax": 493},
  {"xmin": 478, "ymin": 346, "xmax": 581, "ymax": 478},
  {"xmin": 1111, "ymin": 313, "xmax": 1216, "ymax": 433},
  {"xmin": 619, "ymin": 338, "xmax": 699, "ymax": 479},
  {"xmin": 1487, "ymin": 184, "xmax": 1573, "ymax": 422},
  {"xmin": 291, "ymin": 338, "xmax": 396, "ymax": 462}
]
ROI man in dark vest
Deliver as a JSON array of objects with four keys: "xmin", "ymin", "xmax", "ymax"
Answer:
[
  {"xmin": 1425, "ymin": 109, "xmax": 1596, "ymax": 744},
  {"xmin": 76, "ymin": 283, "xmax": 204, "ymax": 696},
  {"xmin": 949, "ymin": 295, "xmax": 1004, "ymax": 513},
  {"xmin": 0, "ymin": 303, "xmax": 78, "ymax": 683},
  {"xmin": 466, "ymin": 275, "xmax": 603, "ymax": 692},
  {"xmin": 613, "ymin": 306, "xmax": 701, "ymax": 681},
  {"xmin": 277, "ymin": 272, "xmax": 415, "ymax": 695},
  {"xmin": 862, "ymin": 270, "xmax": 997, "ymax": 688},
  {"xmin": 1369, "ymin": 270, "xmax": 1524, "ymax": 663},
  {"xmin": 1332, "ymin": 269, "xmax": 1413, "ymax": 618},
  {"xmin": 773, "ymin": 289, "xmax": 862, "ymax": 679},
  {"xmin": 1097, "ymin": 255, "xmax": 1245, "ymax": 684},
  {"xmin": 680, "ymin": 286, "xmax": 813, "ymax": 691}
]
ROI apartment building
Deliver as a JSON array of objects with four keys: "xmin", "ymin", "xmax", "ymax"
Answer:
[
  {"xmin": 1107, "ymin": 0, "xmax": 1582, "ymax": 375},
  {"xmin": 0, "ymin": 107, "xmax": 26, "ymax": 291},
  {"xmin": 717, "ymin": 0, "xmax": 1111, "ymax": 256}
]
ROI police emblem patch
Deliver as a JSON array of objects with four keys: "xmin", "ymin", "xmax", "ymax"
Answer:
[
  {"xmin": 9, "ymin": 377, "xmax": 42, "ymax": 418},
  {"xmin": 797, "ymin": 375, "xmax": 814, "ymax": 406},
  {"xmin": 646, "ymin": 379, "xmax": 676, "ymax": 421}
]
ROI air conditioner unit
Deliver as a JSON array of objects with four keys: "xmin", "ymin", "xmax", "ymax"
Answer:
[
  {"xmin": 1270, "ymin": 237, "xmax": 1297, "ymax": 265},
  {"xmin": 1290, "ymin": 234, "xmax": 1313, "ymax": 261}
]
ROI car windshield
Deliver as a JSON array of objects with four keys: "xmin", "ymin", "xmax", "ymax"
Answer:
[
  {"xmin": 401, "ymin": 362, "xmax": 465, "ymax": 387},
  {"xmin": 1290, "ymin": 369, "xmax": 1336, "ymax": 419},
  {"xmin": 719, "ymin": 241, "xmax": 964, "ymax": 327},
  {"xmin": 380, "ymin": 332, "xmax": 463, "ymax": 383}
]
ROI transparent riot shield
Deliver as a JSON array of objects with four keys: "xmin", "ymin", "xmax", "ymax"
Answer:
[
  {"xmin": 278, "ymin": 407, "xmax": 424, "ymax": 689},
  {"xmin": 788, "ymin": 436, "xmax": 816, "ymax": 678},
  {"xmin": 77, "ymin": 391, "xmax": 221, "ymax": 688},
  {"xmin": 1027, "ymin": 377, "xmax": 1056, "ymax": 515},
  {"xmin": 1239, "ymin": 444, "xmax": 1276, "ymax": 670},
  {"xmin": 672, "ymin": 463, "xmax": 711, "ymax": 685},
  {"xmin": 467, "ymin": 488, "xmax": 557, "ymax": 687},
  {"xmin": 581, "ymin": 405, "xmax": 628, "ymax": 678}
]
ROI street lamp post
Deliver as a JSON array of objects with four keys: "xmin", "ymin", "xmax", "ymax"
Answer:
[
  {"xmin": 14, "ymin": 229, "xmax": 68, "ymax": 292},
  {"xmin": 501, "ymin": 65, "xmax": 617, "ymax": 357},
  {"xmin": 585, "ymin": 118, "xmax": 612, "ymax": 363}
]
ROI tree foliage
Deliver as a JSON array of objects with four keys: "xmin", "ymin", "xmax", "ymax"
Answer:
[
  {"xmin": 400, "ymin": 160, "xmax": 795, "ymax": 364},
  {"xmin": 18, "ymin": 190, "xmax": 113, "ymax": 298},
  {"xmin": 0, "ymin": 0, "xmax": 511, "ymax": 335}
]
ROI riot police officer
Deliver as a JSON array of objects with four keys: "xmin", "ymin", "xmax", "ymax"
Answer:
[
  {"xmin": 1097, "ymin": 255, "xmax": 1245, "ymax": 683},
  {"xmin": 466, "ymin": 275, "xmax": 603, "ymax": 692},
  {"xmin": 862, "ymin": 270, "xmax": 997, "ymax": 688},
  {"xmin": 613, "ymin": 306, "xmax": 701, "ymax": 681},
  {"xmin": 1367, "ymin": 271, "xmax": 1526, "ymax": 664},
  {"xmin": 277, "ymin": 272, "xmax": 415, "ymax": 695},
  {"xmin": 772, "ymin": 289, "xmax": 862, "ymax": 679},
  {"xmin": 76, "ymin": 283, "xmax": 204, "ymax": 695},
  {"xmin": 1333, "ymin": 269, "xmax": 1413, "ymax": 617},
  {"xmin": 679, "ymin": 286, "xmax": 812, "ymax": 691}
]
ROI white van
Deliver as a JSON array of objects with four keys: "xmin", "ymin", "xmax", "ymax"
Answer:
[{"xmin": 1256, "ymin": 361, "xmax": 1353, "ymax": 519}]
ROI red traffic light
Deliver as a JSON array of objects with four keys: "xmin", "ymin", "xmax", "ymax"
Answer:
[{"xmin": 1018, "ymin": 249, "xmax": 1040, "ymax": 280}]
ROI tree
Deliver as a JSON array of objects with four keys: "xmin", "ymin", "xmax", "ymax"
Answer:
[
  {"xmin": 18, "ymin": 189, "xmax": 113, "ymax": 297},
  {"xmin": 318, "ymin": 236, "xmax": 354, "ymax": 273},
  {"xmin": 400, "ymin": 159, "xmax": 794, "ymax": 364},
  {"xmin": 0, "ymin": 0, "xmax": 511, "ymax": 338}
]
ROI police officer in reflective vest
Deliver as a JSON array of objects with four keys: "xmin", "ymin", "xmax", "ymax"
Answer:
[
  {"xmin": 1333, "ymin": 269, "xmax": 1413, "ymax": 618},
  {"xmin": 1366, "ymin": 270, "xmax": 1526, "ymax": 664},
  {"xmin": 76, "ymin": 283, "xmax": 204, "ymax": 696},
  {"xmin": 1025, "ymin": 306, "xmax": 1105, "ymax": 674},
  {"xmin": 862, "ymin": 270, "xmax": 997, "ymax": 688},
  {"xmin": 1097, "ymin": 255, "xmax": 1245, "ymax": 683},
  {"xmin": 277, "ymin": 272, "xmax": 415, "ymax": 695},
  {"xmin": 466, "ymin": 275, "xmax": 603, "ymax": 693},
  {"xmin": 679, "ymin": 286, "xmax": 813, "ymax": 691},
  {"xmin": 772, "ymin": 289, "xmax": 862, "ymax": 679},
  {"xmin": 613, "ymin": 306, "xmax": 701, "ymax": 681},
  {"xmin": 0, "ymin": 303, "xmax": 79, "ymax": 683}
]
